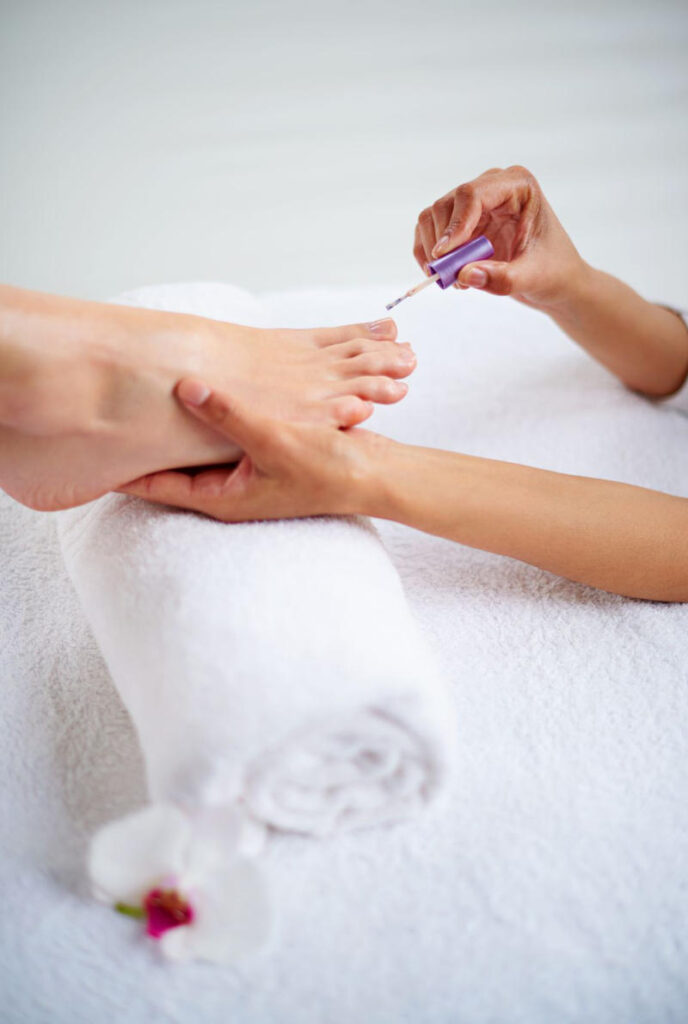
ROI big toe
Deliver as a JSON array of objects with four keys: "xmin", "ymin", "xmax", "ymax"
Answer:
[{"xmin": 315, "ymin": 317, "xmax": 398, "ymax": 347}]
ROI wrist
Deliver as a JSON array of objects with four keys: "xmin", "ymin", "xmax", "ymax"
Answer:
[
  {"xmin": 340, "ymin": 432, "xmax": 401, "ymax": 519},
  {"xmin": 533, "ymin": 258, "xmax": 597, "ymax": 322},
  {"xmin": 353, "ymin": 435, "xmax": 414, "ymax": 521}
]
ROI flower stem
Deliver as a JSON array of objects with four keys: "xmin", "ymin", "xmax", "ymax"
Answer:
[{"xmin": 114, "ymin": 901, "xmax": 145, "ymax": 919}]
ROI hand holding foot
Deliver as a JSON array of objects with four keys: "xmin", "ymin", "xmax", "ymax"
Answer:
[
  {"xmin": 119, "ymin": 376, "xmax": 383, "ymax": 522},
  {"xmin": 0, "ymin": 286, "xmax": 416, "ymax": 511}
]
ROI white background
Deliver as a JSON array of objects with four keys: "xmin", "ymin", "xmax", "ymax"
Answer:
[
  {"xmin": 1, "ymin": 0, "xmax": 686, "ymax": 305},
  {"xmin": 3, "ymin": 5, "xmax": 688, "ymax": 1022}
]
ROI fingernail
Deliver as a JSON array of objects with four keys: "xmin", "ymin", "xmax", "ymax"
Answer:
[
  {"xmin": 465, "ymin": 267, "xmax": 488, "ymax": 288},
  {"xmin": 178, "ymin": 379, "xmax": 211, "ymax": 406},
  {"xmin": 368, "ymin": 318, "xmax": 395, "ymax": 336},
  {"xmin": 399, "ymin": 347, "xmax": 416, "ymax": 364},
  {"xmin": 433, "ymin": 234, "xmax": 451, "ymax": 256}
]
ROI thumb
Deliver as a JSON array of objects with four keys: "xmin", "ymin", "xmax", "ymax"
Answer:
[
  {"xmin": 456, "ymin": 260, "xmax": 517, "ymax": 297},
  {"xmin": 175, "ymin": 378, "xmax": 269, "ymax": 455}
]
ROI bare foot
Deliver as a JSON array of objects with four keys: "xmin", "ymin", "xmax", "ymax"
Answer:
[{"xmin": 1, "ymin": 302, "xmax": 416, "ymax": 511}]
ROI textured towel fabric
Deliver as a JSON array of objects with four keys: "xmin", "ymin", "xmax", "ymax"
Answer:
[
  {"xmin": 2, "ymin": 281, "xmax": 688, "ymax": 1024},
  {"xmin": 56, "ymin": 494, "xmax": 457, "ymax": 838}
]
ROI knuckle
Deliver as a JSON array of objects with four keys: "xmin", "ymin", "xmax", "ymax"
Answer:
[
  {"xmin": 507, "ymin": 163, "xmax": 535, "ymax": 182},
  {"xmin": 454, "ymin": 183, "xmax": 475, "ymax": 202},
  {"xmin": 418, "ymin": 207, "xmax": 433, "ymax": 225},
  {"xmin": 207, "ymin": 395, "xmax": 232, "ymax": 424}
]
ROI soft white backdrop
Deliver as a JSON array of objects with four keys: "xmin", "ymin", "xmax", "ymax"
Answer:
[
  {"xmin": 2, "ymin": 4, "xmax": 688, "ymax": 1023},
  {"xmin": 1, "ymin": 0, "xmax": 686, "ymax": 305}
]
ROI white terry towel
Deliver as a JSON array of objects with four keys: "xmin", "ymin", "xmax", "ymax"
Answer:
[{"xmin": 56, "ymin": 496, "xmax": 457, "ymax": 839}]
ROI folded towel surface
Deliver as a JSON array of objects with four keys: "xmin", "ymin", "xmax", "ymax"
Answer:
[{"xmin": 57, "ymin": 496, "xmax": 456, "ymax": 839}]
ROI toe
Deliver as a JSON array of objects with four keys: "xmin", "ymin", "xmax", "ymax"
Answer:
[
  {"xmin": 314, "ymin": 318, "xmax": 398, "ymax": 347},
  {"xmin": 330, "ymin": 396, "xmax": 374, "ymax": 428},
  {"xmin": 337, "ymin": 343, "xmax": 416, "ymax": 379},
  {"xmin": 348, "ymin": 377, "xmax": 409, "ymax": 404}
]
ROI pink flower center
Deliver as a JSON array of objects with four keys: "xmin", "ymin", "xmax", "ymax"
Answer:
[{"xmin": 143, "ymin": 886, "xmax": 195, "ymax": 938}]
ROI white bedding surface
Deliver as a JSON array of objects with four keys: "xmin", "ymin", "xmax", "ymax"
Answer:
[{"xmin": 2, "ymin": 281, "xmax": 688, "ymax": 1023}]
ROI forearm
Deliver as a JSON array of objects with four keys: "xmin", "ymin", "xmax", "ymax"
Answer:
[
  {"xmin": 545, "ymin": 265, "xmax": 688, "ymax": 397},
  {"xmin": 363, "ymin": 441, "xmax": 688, "ymax": 601}
]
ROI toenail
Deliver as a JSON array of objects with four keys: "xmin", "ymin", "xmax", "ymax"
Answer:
[{"xmin": 368, "ymin": 318, "xmax": 395, "ymax": 336}]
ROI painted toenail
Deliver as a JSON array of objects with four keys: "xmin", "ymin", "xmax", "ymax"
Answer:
[{"xmin": 368, "ymin": 318, "xmax": 395, "ymax": 336}]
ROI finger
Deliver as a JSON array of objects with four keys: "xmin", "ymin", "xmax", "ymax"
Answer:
[
  {"xmin": 432, "ymin": 165, "xmax": 535, "ymax": 258},
  {"xmin": 413, "ymin": 223, "xmax": 429, "ymax": 273},
  {"xmin": 417, "ymin": 208, "xmax": 437, "ymax": 267},
  {"xmin": 456, "ymin": 260, "xmax": 516, "ymax": 296},
  {"xmin": 314, "ymin": 318, "xmax": 397, "ymax": 346},
  {"xmin": 119, "ymin": 469, "xmax": 212, "ymax": 509},
  {"xmin": 175, "ymin": 379, "xmax": 272, "ymax": 454},
  {"xmin": 431, "ymin": 197, "xmax": 453, "ymax": 246},
  {"xmin": 432, "ymin": 186, "xmax": 483, "ymax": 258},
  {"xmin": 119, "ymin": 463, "xmax": 249, "ymax": 520}
]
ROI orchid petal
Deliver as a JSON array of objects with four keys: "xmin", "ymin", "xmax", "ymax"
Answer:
[
  {"xmin": 182, "ymin": 858, "xmax": 274, "ymax": 964},
  {"xmin": 158, "ymin": 925, "xmax": 193, "ymax": 962},
  {"xmin": 88, "ymin": 803, "xmax": 191, "ymax": 905},
  {"xmin": 183, "ymin": 804, "xmax": 269, "ymax": 886}
]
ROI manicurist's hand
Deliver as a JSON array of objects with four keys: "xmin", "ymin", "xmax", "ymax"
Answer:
[
  {"xmin": 414, "ymin": 166, "xmax": 688, "ymax": 397},
  {"xmin": 413, "ymin": 165, "xmax": 585, "ymax": 310},
  {"xmin": 118, "ymin": 379, "xmax": 384, "ymax": 522}
]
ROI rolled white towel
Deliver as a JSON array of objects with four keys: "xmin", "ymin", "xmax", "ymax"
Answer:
[{"xmin": 57, "ymin": 496, "xmax": 457, "ymax": 840}]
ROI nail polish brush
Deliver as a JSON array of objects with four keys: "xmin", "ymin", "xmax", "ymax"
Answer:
[{"xmin": 385, "ymin": 235, "xmax": 494, "ymax": 311}]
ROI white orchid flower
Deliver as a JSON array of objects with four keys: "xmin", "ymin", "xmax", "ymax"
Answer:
[{"xmin": 88, "ymin": 802, "xmax": 274, "ymax": 964}]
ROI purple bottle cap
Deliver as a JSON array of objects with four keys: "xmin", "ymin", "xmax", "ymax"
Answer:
[{"xmin": 427, "ymin": 235, "xmax": 495, "ymax": 289}]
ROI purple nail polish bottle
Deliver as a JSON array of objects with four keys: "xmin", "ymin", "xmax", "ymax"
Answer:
[{"xmin": 428, "ymin": 236, "xmax": 495, "ymax": 288}]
